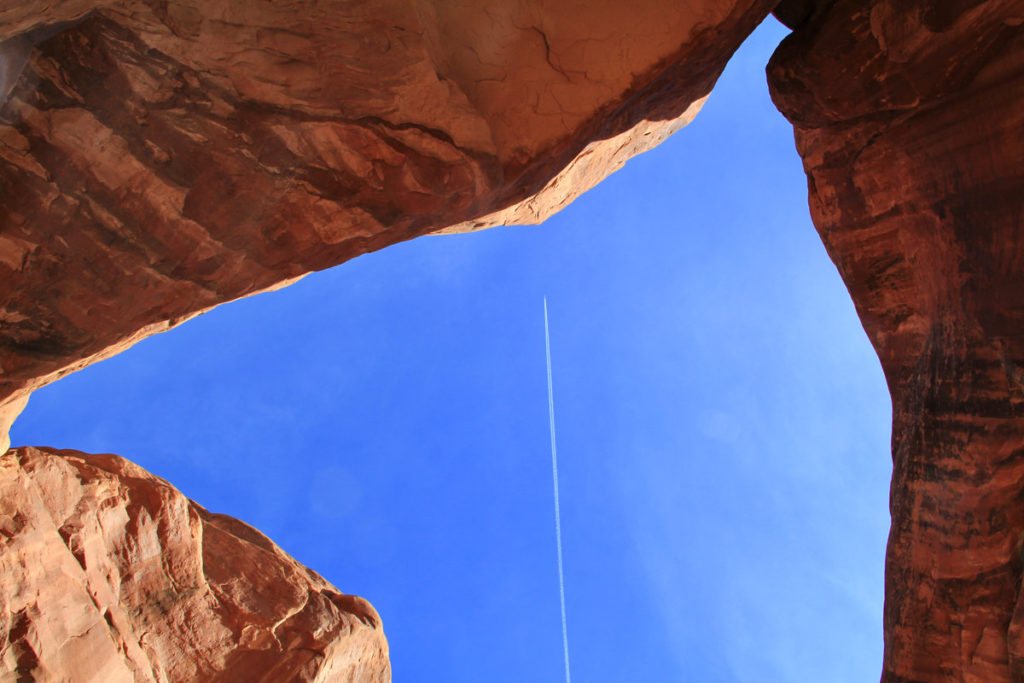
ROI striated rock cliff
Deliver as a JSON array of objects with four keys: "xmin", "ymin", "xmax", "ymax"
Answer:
[
  {"xmin": 768, "ymin": 1, "xmax": 1024, "ymax": 680},
  {"xmin": 0, "ymin": 0, "xmax": 774, "ymax": 439},
  {"xmin": 0, "ymin": 446, "xmax": 389, "ymax": 681}
]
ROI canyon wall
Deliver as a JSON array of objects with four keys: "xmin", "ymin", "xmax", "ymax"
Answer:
[
  {"xmin": 768, "ymin": 0, "xmax": 1024, "ymax": 680},
  {"xmin": 0, "ymin": 0, "xmax": 773, "ymax": 448},
  {"xmin": 3, "ymin": 0, "xmax": 1024, "ymax": 680},
  {"xmin": 0, "ymin": 447, "xmax": 389, "ymax": 681}
]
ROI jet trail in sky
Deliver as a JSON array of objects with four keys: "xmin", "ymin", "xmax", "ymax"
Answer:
[{"xmin": 544, "ymin": 297, "xmax": 572, "ymax": 683}]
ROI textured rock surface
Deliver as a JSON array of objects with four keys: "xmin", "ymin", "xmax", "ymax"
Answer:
[
  {"xmin": 0, "ymin": 4, "xmax": 783, "ymax": 680},
  {"xmin": 0, "ymin": 446, "xmax": 389, "ymax": 681},
  {"xmin": 769, "ymin": 1, "xmax": 1024, "ymax": 680},
  {"xmin": 0, "ymin": 0, "xmax": 773, "ymax": 432},
  {"xmin": 0, "ymin": 3, "xmax": 785, "ymax": 680},
  {"xmin": 7, "ymin": 0, "xmax": 1024, "ymax": 680}
]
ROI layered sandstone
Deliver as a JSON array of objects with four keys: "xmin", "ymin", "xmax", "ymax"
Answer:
[
  {"xmin": 0, "ymin": 446, "xmax": 389, "ymax": 681},
  {"xmin": 768, "ymin": 1, "xmax": 1024, "ymax": 680},
  {"xmin": 0, "ymin": 0, "xmax": 773, "ymax": 441}
]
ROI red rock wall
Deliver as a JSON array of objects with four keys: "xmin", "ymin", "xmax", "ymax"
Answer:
[
  {"xmin": 768, "ymin": 1, "xmax": 1024, "ymax": 680},
  {"xmin": 0, "ymin": 447, "xmax": 389, "ymax": 681},
  {"xmin": 0, "ymin": 0, "xmax": 774, "ymax": 436},
  {"xmin": 7, "ymin": 0, "xmax": 1024, "ymax": 680}
]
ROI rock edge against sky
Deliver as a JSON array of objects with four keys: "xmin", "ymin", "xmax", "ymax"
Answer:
[{"xmin": 2, "ymin": 0, "xmax": 1024, "ymax": 680}]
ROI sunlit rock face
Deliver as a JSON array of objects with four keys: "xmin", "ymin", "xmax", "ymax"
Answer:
[
  {"xmin": 768, "ymin": 1, "xmax": 1024, "ymax": 680},
  {"xmin": 0, "ymin": 0, "xmax": 773, "ymax": 434},
  {"xmin": 0, "ymin": 447, "xmax": 389, "ymax": 681}
]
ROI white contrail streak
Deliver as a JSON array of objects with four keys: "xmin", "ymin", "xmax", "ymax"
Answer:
[{"xmin": 544, "ymin": 297, "xmax": 572, "ymax": 683}]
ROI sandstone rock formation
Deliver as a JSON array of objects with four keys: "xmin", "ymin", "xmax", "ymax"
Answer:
[
  {"xmin": 4, "ymin": 0, "xmax": 1024, "ymax": 681},
  {"xmin": 0, "ymin": 2, "xmax": 779, "ymax": 679},
  {"xmin": 0, "ymin": 446, "xmax": 389, "ymax": 681},
  {"xmin": 768, "ymin": 1, "xmax": 1024, "ymax": 680},
  {"xmin": 0, "ymin": 0, "xmax": 774, "ymax": 442}
]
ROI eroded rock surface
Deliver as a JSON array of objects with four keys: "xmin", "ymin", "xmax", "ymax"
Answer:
[
  {"xmin": 0, "ymin": 0, "xmax": 773, "ymax": 432},
  {"xmin": 768, "ymin": 1, "xmax": 1024, "ymax": 680},
  {"xmin": 6, "ymin": 0, "xmax": 1024, "ymax": 680},
  {"xmin": 0, "ymin": 447, "xmax": 389, "ymax": 681}
]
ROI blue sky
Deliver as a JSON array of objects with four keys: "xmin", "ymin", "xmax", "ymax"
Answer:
[{"xmin": 12, "ymin": 18, "xmax": 892, "ymax": 682}]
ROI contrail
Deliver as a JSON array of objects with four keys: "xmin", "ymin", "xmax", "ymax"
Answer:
[{"xmin": 544, "ymin": 297, "xmax": 572, "ymax": 683}]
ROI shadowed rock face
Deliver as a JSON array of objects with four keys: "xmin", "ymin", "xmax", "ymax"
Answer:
[
  {"xmin": 0, "ymin": 447, "xmax": 389, "ymax": 681},
  {"xmin": 768, "ymin": 1, "xmax": 1024, "ymax": 680},
  {"xmin": 0, "ymin": 0, "xmax": 773, "ymax": 442}
]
